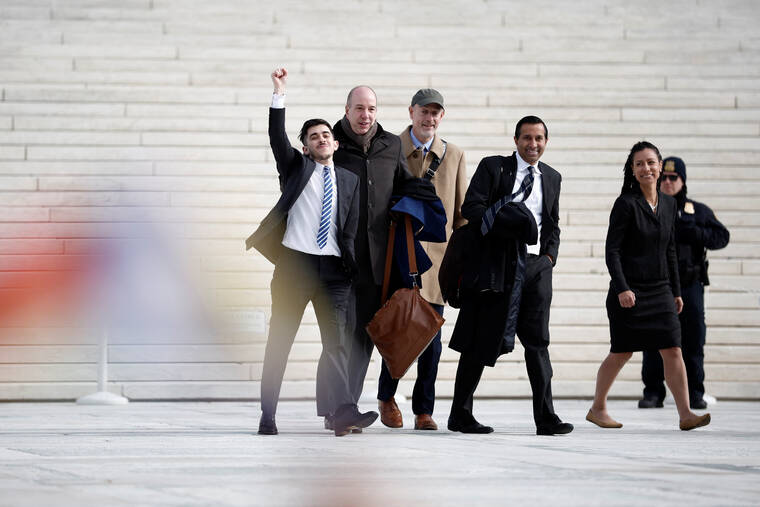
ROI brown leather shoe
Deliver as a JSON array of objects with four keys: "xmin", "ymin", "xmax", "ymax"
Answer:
[
  {"xmin": 414, "ymin": 414, "xmax": 438, "ymax": 430},
  {"xmin": 378, "ymin": 397, "xmax": 403, "ymax": 428}
]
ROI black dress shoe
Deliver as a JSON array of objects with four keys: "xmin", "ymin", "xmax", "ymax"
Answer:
[
  {"xmin": 326, "ymin": 413, "xmax": 362, "ymax": 432},
  {"xmin": 536, "ymin": 421, "xmax": 574, "ymax": 435},
  {"xmin": 690, "ymin": 398, "xmax": 708, "ymax": 410},
  {"xmin": 638, "ymin": 396, "xmax": 664, "ymax": 409},
  {"xmin": 333, "ymin": 405, "xmax": 378, "ymax": 437},
  {"xmin": 447, "ymin": 415, "xmax": 494, "ymax": 434},
  {"xmin": 258, "ymin": 413, "xmax": 278, "ymax": 435}
]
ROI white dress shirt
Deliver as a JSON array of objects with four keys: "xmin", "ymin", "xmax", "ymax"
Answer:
[
  {"xmin": 272, "ymin": 93, "xmax": 341, "ymax": 257},
  {"xmin": 513, "ymin": 151, "xmax": 543, "ymax": 255}
]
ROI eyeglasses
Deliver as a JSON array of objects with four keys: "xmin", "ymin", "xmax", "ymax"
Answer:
[{"xmin": 662, "ymin": 174, "xmax": 680, "ymax": 182}]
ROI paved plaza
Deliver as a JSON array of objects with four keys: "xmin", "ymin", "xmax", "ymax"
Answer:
[{"xmin": 1, "ymin": 399, "xmax": 758, "ymax": 506}]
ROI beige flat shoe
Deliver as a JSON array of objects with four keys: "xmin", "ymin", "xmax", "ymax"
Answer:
[
  {"xmin": 586, "ymin": 409, "xmax": 623, "ymax": 428},
  {"xmin": 680, "ymin": 413, "xmax": 711, "ymax": 431}
]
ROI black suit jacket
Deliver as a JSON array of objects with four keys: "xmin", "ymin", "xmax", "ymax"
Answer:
[
  {"xmin": 245, "ymin": 108, "xmax": 360, "ymax": 276},
  {"xmin": 605, "ymin": 191, "xmax": 680, "ymax": 297},
  {"xmin": 461, "ymin": 152, "xmax": 561, "ymax": 264}
]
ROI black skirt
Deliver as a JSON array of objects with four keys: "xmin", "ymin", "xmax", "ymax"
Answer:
[{"xmin": 606, "ymin": 281, "xmax": 681, "ymax": 353}]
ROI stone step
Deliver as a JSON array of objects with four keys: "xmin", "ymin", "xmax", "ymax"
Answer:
[
  {"xmin": 11, "ymin": 116, "xmax": 250, "ymax": 132},
  {"xmin": 3, "ymin": 341, "xmax": 758, "ymax": 367},
  {"xmin": 0, "ymin": 186, "xmax": 734, "ymax": 212},
  {"xmin": 566, "ymin": 210, "xmax": 760, "ymax": 227},
  {"xmin": 538, "ymin": 63, "xmax": 760, "ymax": 78},
  {"xmin": 4, "ymin": 85, "xmax": 240, "ymax": 104},
  {"xmin": 6, "ymin": 125, "xmax": 760, "ymax": 157},
  {"xmin": 20, "ymin": 55, "xmax": 749, "ymax": 83},
  {"xmin": 3, "ymin": 355, "xmax": 758, "ymax": 384},
  {"xmin": 2, "ymin": 321, "xmax": 757, "ymax": 347},
  {"xmin": 27, "ymin": 146, "xmax": 268, "ymax": 162},
  {"xmin": 0, "ymin": 44, "xmax": 177, "ymax": 59},
  {"xmin": 0, "ymin": 69, "xmax": 191, "ymax": 85},
  {"xmin": 4, "ymin": 377, "xmax": 757, "ymax": 401},
  {"xmin": 0, "ymin": 190, "xmax": 168, "ymax": 207}
]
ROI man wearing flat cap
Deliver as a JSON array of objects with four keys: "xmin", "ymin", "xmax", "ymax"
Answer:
[
  {"xmin": 376, "ymin": 89, "xmax": 468, "ymax": 431},
  {"xmin": 639, "ymin": 156, "xmax": 729, "ymax": 410}
]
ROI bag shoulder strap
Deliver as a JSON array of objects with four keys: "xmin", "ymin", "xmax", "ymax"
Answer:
[
  {"xmin": 424, "ymin": 140, "xmax": 447, "ymax": 180},
  {"xmin": 380, "ymin": 215, "xmax": 418, "ymax": 304},
  {"xmin": 404, "ymin": 215, "xmax": 418, "ymax": 281}
]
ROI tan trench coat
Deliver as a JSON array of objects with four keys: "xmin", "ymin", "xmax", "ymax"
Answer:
[{"xmin": 399, "ymin": 126, "xmax": 468, "ymax": 305}]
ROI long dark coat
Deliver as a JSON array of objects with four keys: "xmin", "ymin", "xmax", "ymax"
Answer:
[
  {"xmin": 449, "ymin": 153, "xmax": 560, "ymax": 366},
  {"xmin": 332, "ymin": 120, "xmax": 416, "ymax": 285}
]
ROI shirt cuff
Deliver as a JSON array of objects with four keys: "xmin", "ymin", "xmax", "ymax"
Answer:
[{"xmin": 271, "ymin": 93, "xmax": 286, "ymax": 109}]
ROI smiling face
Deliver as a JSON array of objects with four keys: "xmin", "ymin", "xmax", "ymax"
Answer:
[
  {"xmin": 409, "ymin": 103, "xmax": 444, "ymax": 144},
  {"xmin": 302, "ymin": 124, "xmax": 338, "ymax": 165},
  {"xmin": 632, "ymin": 148, "xmax": 662, "ymax": 188},
  {"xmin": 345, "ymin": 86, "xmax": 377, "ymax": 135},
  {"xmin": 514, "ymin": 122, "xmax": 547, "ymax": 165}
]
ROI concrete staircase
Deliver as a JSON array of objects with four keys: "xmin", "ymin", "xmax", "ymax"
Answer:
[{"xmin": 1, "ymin": 0, "xmax": 759, "ymax": 401}]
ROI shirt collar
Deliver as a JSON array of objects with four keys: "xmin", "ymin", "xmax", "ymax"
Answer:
[
  {"xmin": 515, "ymin": 151, "xmax": 542, "ymax": 175},
  {"xmin": 410, "ymin": 128, "xmax": 434, "ymax": 152},
  {"xmin": 314, "ymin": 161, "xmax": 331, "ymax": 173}
]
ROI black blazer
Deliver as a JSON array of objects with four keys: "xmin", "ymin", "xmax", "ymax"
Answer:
[
  {"xmin": 245, "ymin": 108, "xmax": 359, "ymax": 276},
  {"xmin": 605, "ymin": 192, "xmax": 681, "ymax": 297},
  {"xmin": 461, "ymin": 152, "xmax": 562, "ymax": 264}
]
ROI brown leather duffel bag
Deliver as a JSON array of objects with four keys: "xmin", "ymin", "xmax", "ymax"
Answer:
[{"xmin": 366, "ymin": 215, "xmax": 444, "ymax": 379}]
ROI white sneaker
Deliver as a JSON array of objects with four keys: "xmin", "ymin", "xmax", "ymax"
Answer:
[{"xmin": 703, "ymin": 393, "xmax": 717, "ymax": 406}]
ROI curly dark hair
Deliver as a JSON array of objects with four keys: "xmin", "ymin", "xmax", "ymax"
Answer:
[{"xmin": 620, "ymin": 141, "xmax": 662, "ymax": 195}]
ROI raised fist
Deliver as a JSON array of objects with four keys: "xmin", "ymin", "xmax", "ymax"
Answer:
[{"xmin": 271, "ymin": 67, "xmax": 288, "ymax": 94}]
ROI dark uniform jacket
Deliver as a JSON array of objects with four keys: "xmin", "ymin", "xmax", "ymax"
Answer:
[
  {"xmin": 673, "ymin": 194, "xmax": 729, "ymax": 287},
  {"xmin": 448, "ymin": 153, "xmax": 560, "ymax": 366},
  {"xmin": 332, "ymin": 120, "xmax": 417, "ymax": 285},
  {"xmin": 245, "ymin": 108, "xmax": 359, "ymax": 277}
]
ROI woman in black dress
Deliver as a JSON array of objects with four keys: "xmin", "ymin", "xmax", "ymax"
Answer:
[{"xmin": 586, "ymin": 141, "xmax": 710, "ymax": 431}]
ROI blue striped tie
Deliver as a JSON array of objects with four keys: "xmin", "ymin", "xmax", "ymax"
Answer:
[
  {"xmin": 480, "ymin": 167, "xmax": 534, "ymax": 235},
  {"xmin": 317, "ymin": 166, "xmax": 333, "ymax": 249}
]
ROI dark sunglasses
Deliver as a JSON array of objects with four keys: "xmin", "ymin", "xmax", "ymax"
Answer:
[{"xmin": 662, "ymin": 174, "xmax": 680, "ymax": 182}]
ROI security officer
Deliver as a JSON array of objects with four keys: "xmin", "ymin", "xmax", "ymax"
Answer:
[{"xmin": 639, "ymin": 156, "xmax": 730, "ymax": 410}]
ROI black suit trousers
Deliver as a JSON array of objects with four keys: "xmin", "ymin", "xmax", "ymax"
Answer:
[
  {"xmin": 516, "ymin": 254, "xmax": 559, "ymax": 427},
  {"xmin": 450, "ymin": 254, "xmax": 559, "ymax": 427},
  {"xmin": 260, "ymin": 248, "xmax": 353, "ymax": 416},
  {"xmin": 316, "ymin": 275, "xmax": 382, "ymax": 415}
]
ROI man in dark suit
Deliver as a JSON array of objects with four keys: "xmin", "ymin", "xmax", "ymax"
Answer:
[
  {"xmin": 246, "ymin": 68, "xmax": 377, "ymax": 437},
  {"xmin": 316, "ymin": 83, "xmax": 422, "ymax": 429},
  {"xmin": 448, "ymin": 116, "xmax": 573, "ymax": 436}
]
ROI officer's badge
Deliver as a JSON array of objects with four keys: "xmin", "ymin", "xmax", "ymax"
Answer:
[
  {"xmin": 684, "ymin": 202, "xmax": 695, "ymax": 214},
  {"xmin": 664, "ymin": 160, "xmax": 675, "ymax": 172}
]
